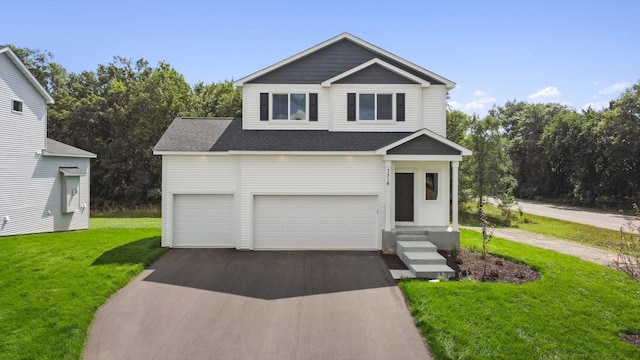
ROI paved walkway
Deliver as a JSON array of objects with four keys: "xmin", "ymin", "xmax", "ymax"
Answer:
[{"xmin": 462, "ymin": 226, "xmax": 620, "ymax": 268}]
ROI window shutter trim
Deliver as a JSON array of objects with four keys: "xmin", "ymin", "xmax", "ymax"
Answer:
[
  {"xmin": 396, "ymin": 93, "xmax": 405, "ymax": 122},
  {"xmin": 347, "ymin": 93, "xmax": 356, "ymax": 121},
  {"xmin": 309, "ymin": 93, "xmax": 318, "ymax": 121},
  {"xmin": 260, "ymin": 93, "xmax": 269, "ymax": 121}
]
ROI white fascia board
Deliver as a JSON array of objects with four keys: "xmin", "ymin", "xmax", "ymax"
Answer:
[
  {"xmin": 42, "ymin": 151, "xmax": 97, "ymax": 159},
  {"xmin": 321, "ymin": 58, "xmax": 430, "ymax": 88},
  {"xmin": 227, "ymin": 150, "xmax": 378, "ymax": 156},
  {"xmin": 0, "ymin": 47, "xmax": 55, "ymax": 104},
  {"xmin": 234, "ymin": 32, "xmax": 456, "ymax": 89},
  {"xmin": 152, "ymin": 151, "xmax": 230, "ymax": 156},
  {"xmin": 376, "ymin": 128, "xmax": 472, "ymax": 155},
  {"xmin": 383, "ymin": 154, "xmax": 463, "ymax": 162}
]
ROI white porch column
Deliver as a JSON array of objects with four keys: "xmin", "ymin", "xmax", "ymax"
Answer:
[
  {"xmin": 452, "ymin": 161, "xmax": 459, "ymax": 231},
  {"xmin": 384, "ymin": 160, "xmax": 392, "ymax": 231}
]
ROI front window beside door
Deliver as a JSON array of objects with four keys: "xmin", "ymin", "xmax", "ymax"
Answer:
[{"xmin": 425, "ymin": 173, "xmax": 438, "ymax": 200}]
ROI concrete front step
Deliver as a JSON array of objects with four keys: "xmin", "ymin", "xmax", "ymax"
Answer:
[
  {"xmin": 409, "ymin": 264, "xmax": 455, "ymax": 279},
  {"xmin": 397, "ymin": 240, "xmax": 437, "ymax": 253},
  {"xmin": 396, "ymin": 228, "xmax": 429, "ymax": 236},
  {"xmin": 397, "ymin": 234, "xmax": 429, "ymax": 243},
  {"xmin": 401, "ymin": 251, "xmax": 447, "ymax": 265}
]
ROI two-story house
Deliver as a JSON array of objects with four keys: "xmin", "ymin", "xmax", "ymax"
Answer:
[
  {"xmin": 0, "ymin": 46, "xmax": 96, "ymax": 237},
  {"xmin": 154, "ymin": 33, "xmax": 470, "ymax": 271}
]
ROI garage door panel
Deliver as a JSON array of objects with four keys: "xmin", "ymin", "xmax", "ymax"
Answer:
[
  {"xmin": 174, "ymin": 194, "xmax": 234, "ymax": 247},
  {"xmin": 254, "ymin": 195, "xmax": 377, "ymax": 249}
]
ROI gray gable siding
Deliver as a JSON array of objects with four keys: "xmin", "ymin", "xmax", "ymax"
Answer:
[
  {"xmin": 386, "ymin": 135, "xmax": 461, "ymax": 155},
  {"xmin": 249, "ymin": 39, "xmax": 445, "ymax": 85},
  {"xmin": 335, "ymin": 63, "xmax": 417, "ymax": 84}
]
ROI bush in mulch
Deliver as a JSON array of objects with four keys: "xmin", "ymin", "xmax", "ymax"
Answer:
[{"xmin": 380, "ymin": 248, "xmax": 540, "ymax": 284}]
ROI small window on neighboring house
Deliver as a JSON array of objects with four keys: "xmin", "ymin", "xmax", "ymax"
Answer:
[
  {"xmin": 12, "ymin": 100, "xmax": 23, "ymax": 113},
  {"xmin": 426, "ymin": 173, "xmax": 438, "ymax": 200},
  {"xmin": 272, "ymin": 93, "xmax": 306, "ymax": 120}
]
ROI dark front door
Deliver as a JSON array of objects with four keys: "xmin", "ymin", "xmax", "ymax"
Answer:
[{"xmin": 395, "ymin": 173, "xmax": 414, "ymax": 222}]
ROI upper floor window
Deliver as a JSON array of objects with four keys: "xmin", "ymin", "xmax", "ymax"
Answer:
[
  {"xmin": 348, "ymin": 92, "xmax": 405, "ymax": 122},
  {"xmin": 273, "ymin": 93, "xmax": 306, "ymax": 120},
  {"xmin": 12, "ymin": 100, "xmax": 23, "ymax": 113},
  {"xmin": 260, "ymin": 92, "xmax": 318, "ymax": 122},
  {"xmin": 359, "ymin": 93, "xmax": 393, "ymax": 120}
]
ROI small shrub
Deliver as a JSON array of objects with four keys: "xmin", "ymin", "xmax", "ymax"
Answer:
[{"xmin": 618, "ymin": 203, "xmax": 640, "ymax": 281}]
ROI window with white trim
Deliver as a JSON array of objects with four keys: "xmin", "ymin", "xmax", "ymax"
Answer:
[
  {"xmin": 359, "ymin": 93, "xmax": 393, "ymax": 120},
  {"xmin": 12, "ymin": 100, "xmax": 23, "ymax": 113},
  {"xmin": 272, "ymin": 93, "xmax": 306, "ymax": 120},
  {"xmin": 425, "ymin": 172, "xmax": 438, "ymax": 200}
]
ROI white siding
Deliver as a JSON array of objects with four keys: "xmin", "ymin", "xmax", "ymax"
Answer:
[
  {"xmin": 241, "ymin": 83, "xmax": 448, "ymax": 135},
  {"xmin": 422, "ymin": 85, "xmax": 447, "ymax": 136},
  {"xmin": 0, "ymin": 156, "xmax": 91, "ymax": 236},
  {"xmin": 329, "ymin": 84, "xmax": 422, "ymax": 132},
  {"xmin": 394, "ymin": 161, "xmax": 450, "ymax": 227},
  {"xmin": 0, "ymin": 53, "xmax": 91, "ymax": 237},
  {"xmin": 242, "ymin": 84, "xmax": 329, "ymax": 130},
  {"xmin": 161, "ymin": 155, "xmax": 238, "ymax": 247}
]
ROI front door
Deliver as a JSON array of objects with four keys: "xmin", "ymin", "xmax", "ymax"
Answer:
[{"xmin": 395, "ymin": 173, "xmax": 414, "ymax": 222}]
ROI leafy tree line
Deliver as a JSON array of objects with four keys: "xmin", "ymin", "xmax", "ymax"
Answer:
[
  {"xmin": 11, "ymin": 46, "xmax": 241, "ymax": 208},
  {"xmin": 448, "ymin": 80, "xmax": 640, "ymax": 210},
  {"xmin": 12, "ymin": 46, "xmax": 639, "ymax": 210}
]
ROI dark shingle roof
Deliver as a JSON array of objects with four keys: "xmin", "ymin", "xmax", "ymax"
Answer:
[
  {"xmin": 153, "ymin": 117, "xmax": 414, "ymax": 152},
  {"xmin": 43, "ymin": 138, "xmax": 97, "ymax": 158},
  {"xmin": 153, "ymin": 117, "xmax": 235, "ymax": 152}
]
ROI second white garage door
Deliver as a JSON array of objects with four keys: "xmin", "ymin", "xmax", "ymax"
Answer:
[
  {"xmin": 173, "ymin": 194, "xmax": 234, "ymax": 247},
  {"xmin": 253, "ymin": 195, "xmax": 378, "ymax": 250}
]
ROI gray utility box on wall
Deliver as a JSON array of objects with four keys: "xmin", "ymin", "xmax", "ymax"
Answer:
[{"xmin": 59, "ymin": 167, "xmax": 86, "ymax": 213}]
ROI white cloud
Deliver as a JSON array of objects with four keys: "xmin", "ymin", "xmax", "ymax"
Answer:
[
  {"xmin": 598, "ymin": 82, "xmax": 630, "ymax": 95},
  {"xmin": 527, "ymin": 86, "xmax": 562, "ymax": 102},
  {"xmin": 473, "ymin": 90, "xmax": 486, "ymax": 97},
  {"xmin": 448, "ymin": 100, "xmax": 463, "ymax": 110},
  {"xmin": 582, "ymin": 102, "xmax": 609, "ymax": 111},
  {"xmin": 464, "ymin": 101, "xmax": 485, "ymax": 111}
]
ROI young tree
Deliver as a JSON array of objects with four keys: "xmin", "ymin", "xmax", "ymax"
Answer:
[{"xmin": 460, "ymin": 114, "xmax": 517, "ymax": 210}]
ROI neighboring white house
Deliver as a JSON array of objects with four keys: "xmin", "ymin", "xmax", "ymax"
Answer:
[
  {"xmin": 0, "ymin": 46, "xmax": 96, "ymax": 237},
  {"xmin": 154, "ymin": 33, "xmax": 471, "ymax": 252}
]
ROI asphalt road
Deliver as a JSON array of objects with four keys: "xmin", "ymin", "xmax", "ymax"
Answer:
[{"xmin": 515, "ymin": 199, "xmax": 638, "ymax": 231}]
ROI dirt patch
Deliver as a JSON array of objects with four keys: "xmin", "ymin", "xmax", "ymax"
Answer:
[
  {"xmin": 449, "ymin": 248, "xmax": 541, "ymax": 284},
  {"xmin": 622, "ymin": 334, "xmax": 640, "ymax": 348},
  {"xmin": 380, "ymin": 248, "xmax": 540, "ymax": 284}
]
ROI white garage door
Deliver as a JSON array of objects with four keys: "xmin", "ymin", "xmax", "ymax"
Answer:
[
  {"xmin": 173, "ymin": 194, "xmax": 234, "ymax": 247},
  {"xmin": 253, "ymin": 195, "xmax": 378, "ymax": 250}
]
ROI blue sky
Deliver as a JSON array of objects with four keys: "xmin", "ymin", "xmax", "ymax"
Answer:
[{"xmin": 1, "ymin": 0, "xmax": 638, "ymax": 115}]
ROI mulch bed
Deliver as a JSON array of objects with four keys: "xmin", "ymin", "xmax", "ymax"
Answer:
[
  {"xmin": 622, "ymin": 334, "xmax": 640, "ymax": 348},
  {"xmin": 380, "ymin": 248, "xmax": 540, "ymax": 284}
]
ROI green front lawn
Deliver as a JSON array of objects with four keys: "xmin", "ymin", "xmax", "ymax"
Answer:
[
  {"xmin": 0, "ymin": 218, "xmax": 165, "ymax": 360},
  {"xmin": 400, "ymin": 229, "xmax": 640, "ymax": 359}
]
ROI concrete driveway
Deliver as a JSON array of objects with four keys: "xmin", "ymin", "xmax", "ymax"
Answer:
[{"xmin": 83, "ymin": 249, "xmax": 431, "ymax": 360}]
